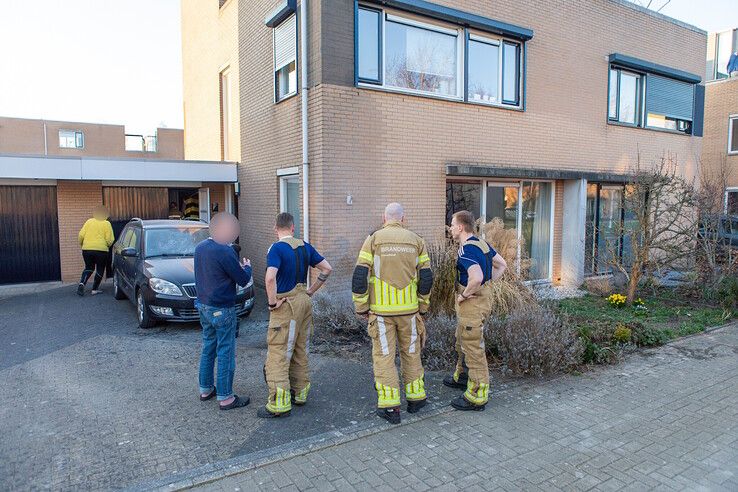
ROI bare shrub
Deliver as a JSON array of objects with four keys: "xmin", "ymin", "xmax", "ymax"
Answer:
[
  {"xmin": 583, "ymin": 276, "xmax": 614, "ymax": 296},
  {"xmin": 420, "ymin": 313, "xmax": 458, "ymax": 371},
  {"xmin": 311, "ymin": 292, "xmax": 368, "ymax": 357},
  {"xmin": 487, "ymin": 305, "xmax": 583, "ymax": 376}
]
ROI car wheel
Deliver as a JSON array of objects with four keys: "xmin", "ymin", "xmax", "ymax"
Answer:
[
  {"xmin": 137, "ymin": 289, "xmax": 156, "ymax": 329},
  {"xmin": 113, "ymin": 271, "xmax": 126, "ymax": 300}
]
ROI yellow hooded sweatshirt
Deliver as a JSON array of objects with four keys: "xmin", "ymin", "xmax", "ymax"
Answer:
[{"xmin": 78, "ymin": 218, "xmax": 114, "ymax": 252}]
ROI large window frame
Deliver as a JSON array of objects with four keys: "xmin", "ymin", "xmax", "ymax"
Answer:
[
  {"xmin": 272, "ymin": 14, "xmax": 298, "ymax": 103},
  {"xmin": 59, "ymin": 129, "xmax": 84, "ymax": 149},
  {"xmin": 356, "ymin": 5, "xmax": 525, "ymax": 109},
  {"xmin": 726, "ymin": 188, "xmax": 738, "ymax": 215},
  {"xmin": 729, "ymin": 115, "xmax": 738, "ymax": 155},
  {"xmin": 608, "ymin": 64, "xmax": 695, "ymax": 135},
  {"xmin": 446, "ymin": 178, "xmax": 554, "ymax": 283},
  {"xmin": 585, "ymin": 183, "xmax": 628, "ymax": 276},
  {"xmin": 279, "ymin": 172, "xmax": 302, "ymax": 238}
]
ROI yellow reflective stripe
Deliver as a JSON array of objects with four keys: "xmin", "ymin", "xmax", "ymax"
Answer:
[
  {"xmin": 267, "ymin": 387, "xmax": 292, "ymax": 413},
  {"xmin": 369, "ymin": 303, "xmax": 419, "ymax": 312},
  {"xmin": 358, "ymin": 250, "xmax": 373, "ymax": 263},
  {"xmin": 382, "ymin": 281, "xmax": 389, "ymax": 305},
  {"xmin": 375, "ymin": 382, "xmax": 400, "ymax": 408},
  {"xmin": 389, "ymin": 285, "xmax": 397, "ymax": 305},
  {"xmin": 464, "ymin": 381, "xmax": 489, "ymax": 405},
  {"xmin": 418, "ymin": 254, "xmax": 430, "ymax": 264},
  {"xmin": 352, "ymin": 293, "xmax": 369, "ymax": 303},
  {"xmin": 405, "ymin": 377, "xmax": 426, "ymax": 400},
  {"xmin": 295, "ymin": 383, "xmax": 310, "ymax": 403}
]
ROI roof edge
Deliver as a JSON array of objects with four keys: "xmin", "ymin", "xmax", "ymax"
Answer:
[{"xmin": 608, "ymin": 0, "xmax": 707, "ymax": 36}]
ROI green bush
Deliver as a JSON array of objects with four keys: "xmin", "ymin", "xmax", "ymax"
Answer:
[
  {"xmin": 717, "ymin": 276, "xmax": 738, "ymax": 310},
  {"xmin": 629, "ymin": 322, "xmax": 669, "ymax": 347},
  {"xmin": 612, "ymin": 324, "xmax": 632, "ymax": 343}
]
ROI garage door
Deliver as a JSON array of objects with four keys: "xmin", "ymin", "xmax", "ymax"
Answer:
[
  {"xmin": 0, "ymin": 186, "xmax": 61, "ymax": 284},
  {"xmin": 103, "ymin": 187, "xmax": 169, "ymax": 238}
]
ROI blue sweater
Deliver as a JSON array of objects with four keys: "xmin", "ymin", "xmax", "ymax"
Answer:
[
  {"xmin": 194, "ymin": 239, "xmax": 252, "ymax": 308},
  {"xmin": 728, "ymin": 53, "xmax": 738, "ymax": 74}
]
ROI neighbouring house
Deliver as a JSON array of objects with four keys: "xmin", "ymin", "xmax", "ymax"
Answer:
[
  {"xmin": 703, "ymin": 28, "xmax": 738, "ymax": 215},
  {"xmin": 0, "ymin": 116, "xmax": 237, "ymax": 285},
  {"xmin": 181, "ymin": 0, "xmax": 707, "ymax": 288}
]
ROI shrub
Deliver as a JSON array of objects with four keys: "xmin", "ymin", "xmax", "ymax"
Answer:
[
  {"xmin": 487, "ymin": 305, "xmax": 583, "ymax": 376},
  {"xmin": 584, "ymin": 276, "xmax": 613, "ymax": 296},
  {"xmin": 612, "ymin": 324, "xmax": 632, "ymax": 343},
  {"xmin": 421, "ymin": 313, "xmax": 458, "ymax": 371},
  {"xmin": 311, "ymin": 293, "xmax": 368, "ymax": 356},
  {"xmin": 716, "ymin": 275, "xmax": 738, "ymax": 311},
  {"xmin": 577, "ymin": 321, "xmax": 622, "ymax": 365},
  {"xmin": 629, "ymin": 322, "xmax": 669, "ymax": 347}
]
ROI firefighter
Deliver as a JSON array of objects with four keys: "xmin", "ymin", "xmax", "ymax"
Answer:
[
  {"xmin": 352, "ymin": 203, "xmax": 434, "ymax": 425},
  {"xmin": 258, "ymin": 213, "xmax": 332, "ymax": 418},
  {"xmin": 443, "ymin": 210, "xmax": 507, "ymax": 411}
]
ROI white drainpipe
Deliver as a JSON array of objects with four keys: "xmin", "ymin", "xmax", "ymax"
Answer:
[
  {"xmin": 43, "ymin": 122, "xmax": 48, "ymax": 155},
  {"xmin": 300, "ymin": 0, "xmax": 310, "ymax": 244}
]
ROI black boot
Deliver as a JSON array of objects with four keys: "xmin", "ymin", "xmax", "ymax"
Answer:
[
  {"xmin": 257, "ymin": 406, "xmax": 290, "ymax": 418},
  {"xmin": 407, "ymin": 399, "xmax": 427, "ymax": 414},
  {"xmin": 377, "ymin": 407, "xmax": 401, "ymax": 425},
  {"xmin": 450, "ymin": 395, "xmax": 486, "ymax": 411},
  {"xmin": 443, "ymin": 372, "xmax": 468, "ymax": 389}
]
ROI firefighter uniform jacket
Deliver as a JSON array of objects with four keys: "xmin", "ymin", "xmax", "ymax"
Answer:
[{"xmin": 352, "ymin": 221, "xmax": 433, "ymax": 316}]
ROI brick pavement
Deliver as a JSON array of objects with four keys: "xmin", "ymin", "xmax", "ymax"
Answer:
[{"xmin": 200, "ymin": 324, "xmax": 738, "ymax": 492}]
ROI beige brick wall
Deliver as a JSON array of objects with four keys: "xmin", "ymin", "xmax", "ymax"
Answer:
[
  {"xmin": 185, "ymin": 0, "xmax": 706, "ymax": 286},
  {"xmin": 57, "ymin": 181, "xmax": 104, "ymax": 282},
  {"xmin": 181, "ymin": 0, "xmax": 240, "ymax": 162},
  {"xmin": 703, "ymin": 78, "xmax": 738, "ymax": 187},
  {"xmin": 0, "ymin": 116, "xmax": 183, "ymax": 160}
]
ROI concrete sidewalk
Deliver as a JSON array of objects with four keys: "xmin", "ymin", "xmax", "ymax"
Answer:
[{"xmin": 196, "ymin": 324, "xmax": 738, "ymax": 491}]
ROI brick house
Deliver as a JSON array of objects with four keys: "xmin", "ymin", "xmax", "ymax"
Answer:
[
  {"xmin": 703, "ymin": 28, "xmax": 738, "ymax": 214},
  {"xmin": 181, "ymin": 0, "xmax": 707, "ymax": 288},
  {"xmin": 0, "ymin": 117, "xmax": 237, "ymax": 284}
]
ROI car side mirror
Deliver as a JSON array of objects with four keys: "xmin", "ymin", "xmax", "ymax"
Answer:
[{"xmin": 121, "ymin": 247, "xmax": 138, "ymax": 257}]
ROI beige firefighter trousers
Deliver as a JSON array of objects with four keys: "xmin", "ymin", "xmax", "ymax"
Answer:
[
  {"xmin": 368, "ymin": 312, "xmax": 427, "ymax": 408},
  {"xmin": 454, "ymin": 283, "xmax": 493, "ymax": 406},
  {"xmin": 264, "ymin": 285, "xmax": 312, "ymax": 414}
]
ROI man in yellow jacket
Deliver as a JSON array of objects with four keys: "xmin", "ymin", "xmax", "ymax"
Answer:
[
  {"xmin": 352, "ymin": 203, "xmax": 433, "ymax": 424},
  {"xmin": 77, "ymin": 205, "xmax": 114, "ymax": 296}
]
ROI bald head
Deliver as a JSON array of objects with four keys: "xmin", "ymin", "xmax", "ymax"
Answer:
[
  {"xmin": 210, "ymin": 212, "xmax": 240, "ymax": 244},
  {"xmin": 383, "ymin": 202, "xmax": 405, "ymax": 223}
]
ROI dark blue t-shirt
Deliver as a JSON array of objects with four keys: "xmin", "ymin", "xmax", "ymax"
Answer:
[
  {"xmin": 194, "ymin": 238, "xmax": 252, "ymax": 308},
  {"xmin": 266, "ymin": 238, "xmax": 324, "ymax": 293},
  {"xmin": 457, "ymin": 236, "xmax": 497, "ymax": 286}
]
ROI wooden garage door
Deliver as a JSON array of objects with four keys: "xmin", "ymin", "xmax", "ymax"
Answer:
[
  {"xmin": 103, "ymin": 187, "xmax": 169, "ymax": 221},
  {"xmin": 0, "ymin": 186, "xmax": 61, "ymax": 284}
]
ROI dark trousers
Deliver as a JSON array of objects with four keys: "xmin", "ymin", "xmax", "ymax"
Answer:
[{"xmin": 80, "ymin": 250, "xmax": 108, "ymax": 290}]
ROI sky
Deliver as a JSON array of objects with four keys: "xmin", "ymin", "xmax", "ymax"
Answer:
[
  {"xmin": 0, "ymin": 0, "xmax": 183, "ymax": 135},
  {"xmin": 0, "ymin": 0, "xmax": 735, "ymax": 135}
]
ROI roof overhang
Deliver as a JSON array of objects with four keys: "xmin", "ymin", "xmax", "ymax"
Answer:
[
  {"xmin": 265, "ymin": 0, "xmax": 296, "ymax": 27},
  {"xmin": 446, "ymin": 164, "xmax": 631, "ymax": 183},
  {"xmin": 609, "ymin": 53, "xmax": 701, "ymax": 84},
  {"xmin": 0, "ymin": 155, "xmax": 238, "ymax": 183},
  {"xmin": 362, "ymin": 0, "xmax": 534, "ymax": 41}
]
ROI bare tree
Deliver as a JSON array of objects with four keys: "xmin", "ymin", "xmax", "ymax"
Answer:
[
  {"xmin": 604, "ymin": 152, "xmax": 697, "ymax": 304},
  {"xmin": 693, "ymin": 156, "xmax": 736, "ymax": 286}
]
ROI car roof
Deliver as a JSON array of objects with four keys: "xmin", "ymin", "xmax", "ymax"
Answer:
[{"xmin": 128, "ymin": 219, "xmax": 209, "ymax": 229}]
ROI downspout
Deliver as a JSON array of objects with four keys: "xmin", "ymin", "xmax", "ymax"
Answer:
[
  {"xmin": 300, "ymin": 0, "xmax": 309, "ymax": 244},
  {"xmin": 43, "ymin": 122, "xmax": 48, "ymax": 155}
]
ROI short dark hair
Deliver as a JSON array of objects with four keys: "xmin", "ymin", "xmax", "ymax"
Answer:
[
  {"xmin": 452, "ymin": 210, "xmax": 475, "ymax": 233},
  {"xmin": 276, "ymin": 212, "xmax": 294, "ymax": 230}
]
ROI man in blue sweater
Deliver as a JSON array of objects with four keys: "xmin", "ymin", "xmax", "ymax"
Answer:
[{"xmin": 195, "ymin": 212, "xmax": 253, "ymax": 410}]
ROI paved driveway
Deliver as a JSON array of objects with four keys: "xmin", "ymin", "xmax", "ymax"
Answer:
[{"xmin": 0, "ymin": 283, "xmax": 457, "ymax": 490}]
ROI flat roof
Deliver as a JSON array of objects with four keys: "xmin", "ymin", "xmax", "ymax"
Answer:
[
  {"xmin": 609, "ymin": 0, "xmax": 706, "ymax": 35},
  {"xmin": 0, "ymin": 154, "xmax": 238, "ymax": 183}
]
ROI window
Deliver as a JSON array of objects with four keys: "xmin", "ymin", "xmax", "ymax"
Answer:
[
  {"xmin": 384, "ymin": 15, "xmax": 459, "ymax": 97},
  {"xmin": 357, "ymin": 7, "xmax": 525, "ymax": 107},
  {"xmin": 273, "ymin": 14, "xmax": 297, "ymax": 102},
  {"xmin": 467, "ymin": 36, "xmax": 500, "ymax": 103},
  {"xmin": 729, "ymin": 116, "xmax": 738, "ymax": 155},
  {"xmin": 585, "ymin": 184, "xmax": 625, "ymax": 275},
  {"xmin": 445, "ymin": 179, "xmax": 554, "ymax": 281},
  {"xmin": 357, "ymin": 7, "xmax": 381, "ymax": 83},
  {"xmin": 608, "ymin": 68, "xmax": 641, "ymax": 125},
  {"xmin": 280, "ymin": 174, "xmax": 301, "ymax": 237},
  {"xmin": 220, "ymin": 68, "xmax": 233, "ymax": 160},
  {"xmin": 59, "ymin": 130, "xmax": 83, "ymax": 149},
  {"xmin": 727, "ymin": 189, "xmax": 738, "ymax": 215},
  {"xmin": 609, "ymin": 66, "xmax": 695, "ymax": 134},
  {"xmin": 715, "ymin": 30, "xmax": 733, "ymax": 80},
  {"xmin": 502, "ymin": 42, "xmax": 521, "ymax": 105}
]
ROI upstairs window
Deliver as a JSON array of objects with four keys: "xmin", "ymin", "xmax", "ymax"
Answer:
[
  {"xmin": 356, "ymin": 6, "xmax": 525, "ymax": 107},
  {"xmin": 729, "ymin": 116, "xmax": 738, "ymax": 155},
  {"xmin": 384, "ymin": 15, "xmax": 460, "ymax": 98},
  {"xmin": 608, "ymin": 68, "xmax": 641, "ymax": 125},
  {"xmin": 59, "ymin": 130, "xmax": 84, "ymax": 149},
  {"xmin": 273, "ymin": 14, "xmax": 297, "ymax": 102}
]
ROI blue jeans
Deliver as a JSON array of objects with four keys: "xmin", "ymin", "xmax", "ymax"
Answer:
[{"xmin": 198, "ymin": 304, "xmax": 237, "ymax": 401}]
